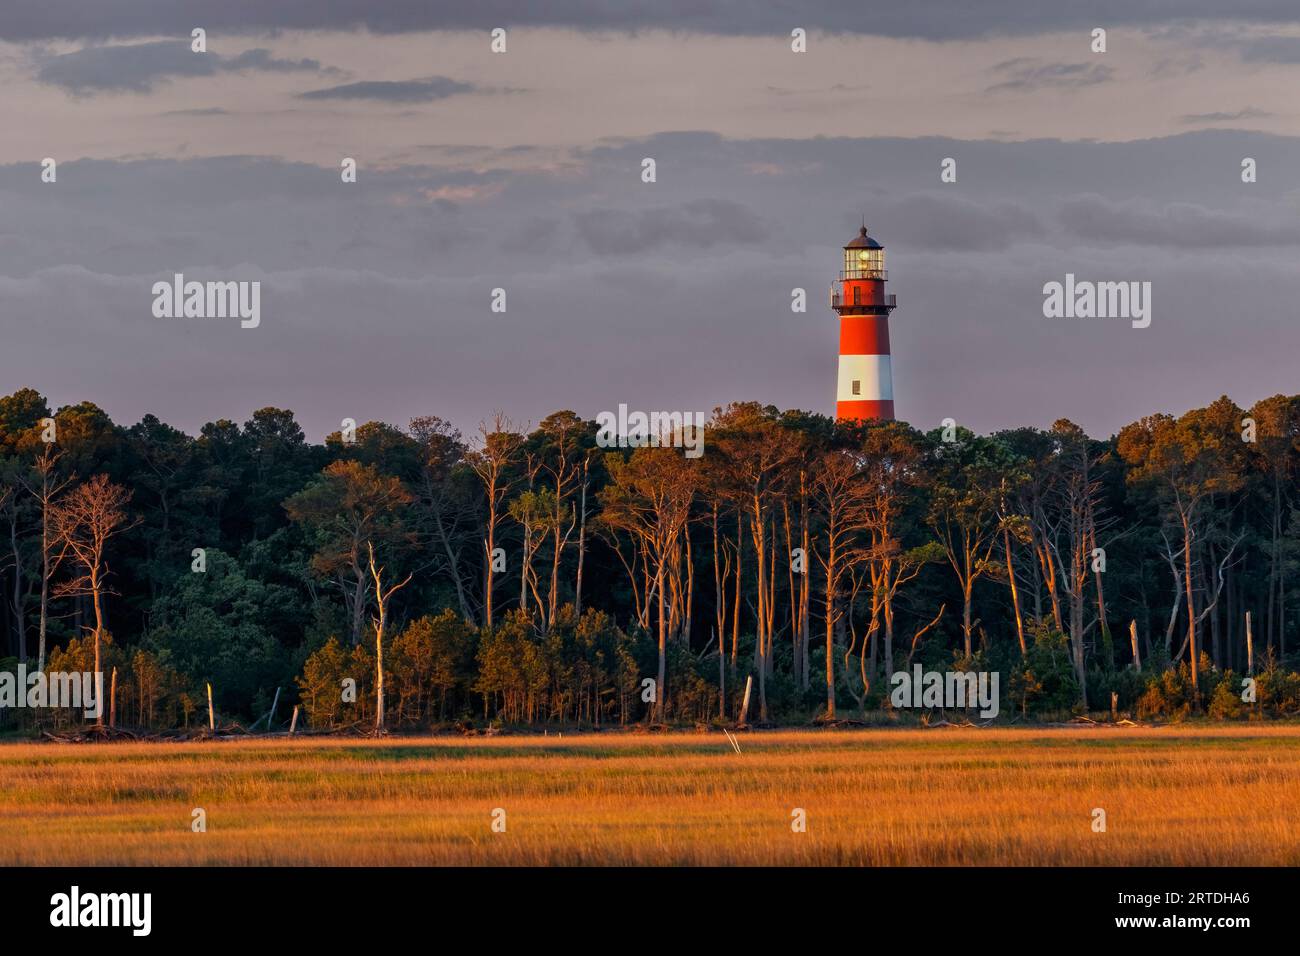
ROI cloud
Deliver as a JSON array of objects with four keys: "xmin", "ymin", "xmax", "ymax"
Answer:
[
  {"xmin": 1179, "ymin": 107, "xmax": 1272, "ymax": 123},
  {"xmin": 6, "ymin": 131, "xmax": 1300, "ymax": 441},
  {"xmin": 877, "ymin": 194, "xmax": 1046, "ymax": 251},
  {"xmin": 986, "ymin": 59, "xmax": 1114, "ymax": 93},
  {"xmin": 1059, "ymin": 194, "xmax": 1300, "ymax": 246},
  {"xmin": 161, "ymin": 107, "xmax": 230, "ymax": 116},
  {"xmin": 574, "ymin": 200, "xmax": 766, "ymax": 255},
  {"xmin": 1237, "ymin": 35, "xmax": 1300, "ymax": 63},
  {"xmin": 5, "ymin": 1, "xmax": 1300, "ymax": 42},
  {"xmin": 35, "ymin": 40, "xmax": 329, "ymax": 94},
  {"xmin": 297, "ymin": 76, "xmax": 475, "ymax": 102}
]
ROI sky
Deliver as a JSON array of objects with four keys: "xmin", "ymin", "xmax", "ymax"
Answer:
[{"xmin": 2, "ymin": 2, "xmax": 1299, "ymax": 441}]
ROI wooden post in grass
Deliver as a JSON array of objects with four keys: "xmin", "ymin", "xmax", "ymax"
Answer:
[
  {"xmin": 1129, "ymin": 620, "xmax": 1140, "ymax": 670},
  {"xmin": 289, "ymin": 705, "xmax": 299, "ymax": 735},
  {"xmin": 108, "ymin": 667, "xmax": 117, "ymax": 729},
  {"xmin": 1246, "ymin": 612, "xmax": 1254, "ymax": 676},
  {"xmin": 207, "ymin": 682, "xmax": 215, "ymax": 732},
  {"xmin": 738, "ymin": 675, "xmax": 753, "ymax": 725}
]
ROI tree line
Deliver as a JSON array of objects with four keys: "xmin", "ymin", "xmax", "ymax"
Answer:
[{"xmin": 1, "ymin": 387, "xmax": 1297, "ymax": 732}]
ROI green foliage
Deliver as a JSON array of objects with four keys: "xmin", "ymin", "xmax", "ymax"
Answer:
[
  {"xmin": 1136, "ymin": 654, "xmax": 1222, "ymax": 720},
  {"xmin": 1007, "ymin": 626, "xmax": 1080, "ymax": 716},
  {"xmin": 297, "ymin": 637, "xmax": 373, "ymax": 729},
  {"xmin": 3, "ymin": 386, "xmax": 1300, "ymax": 732},
  {"xmin": 1208, "ymin": 674, "xmax": 1245, "ymax": 719},
  {"xmin": 144, "ymin": 550, "xmax": 293, "ymax": 716},
  {"xmin": 387, "ymin": 610, "xmax": 477, "ymax": 724}
]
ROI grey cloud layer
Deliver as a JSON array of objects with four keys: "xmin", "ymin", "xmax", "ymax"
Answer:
[
  {"xmin": 2, "ymin": 130, "xmax": 1297, "ymax": 441},
  {"xmin": 986, "ymin": 59, "xmax": 1114, "ymax": 93},
  {"xmin": 35, "ymin": 40, "xmax": 330, "ymax": 94},
  {"xmin": 1059, "ymin": 194, "xmax": 1300, "ymax": 247},
  {"xmin": 298, "ymin": 77, "xmax": 475, "ymax": 102},
  {"xmin": 5, "ymin": 1, "xmax": 1300, "ymax": 41},
  {"xmin": 574, "ymin": 200, "xmax": 767, "ymax": 255}
]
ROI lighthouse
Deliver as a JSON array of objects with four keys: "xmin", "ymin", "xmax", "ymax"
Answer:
[{"xmin": 832, "ymin": 224, "xmax": 897, "ymax": 422}]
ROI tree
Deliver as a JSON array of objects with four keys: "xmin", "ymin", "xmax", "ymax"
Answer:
[
  {"xmin": 368, "ymin": 540, "xmax": 412, "ymax": 732},
  {"xmin": 284, "ymin": 460, "xmax": 412, "ymax": 646},
  {"xmin": 812, "ymin": 447, "xmax": 871, "ymax": 718},
  {"xmin": 1118, "ymin": 399, "xmax": 1247, "ymax": 703},
  {"xmin": 599, "ymin": 446, "xmax": 695, "ymax": 720},
  {"xmin": 409, "ymin": 416, "xmax": 478, "ymax": 623},
  {"xmin": 1038, "ymin": 420, "xmax": 1116, "ymax": 708},
  {"xmin": 508, "ymin": 487, "xmax": 557, "ymax": 617},
  {"xmin": 927, "ymin": 431, "xmax": 1006, "ymax": 658},
  {"xmin": 49, "ymin": 474, "xmax": 134, "ymax": 727},
  {"xmin": 710, "ymin": 403, "xmax": 801, "ymax": 722},
  {"xmin": 468, "ymin": 414, "xmax": 523, "ymax": 629},
  {"xmin": 146, "ymin": 549, "xmax": 294, "ymax": 714},
  {"xmin": 531, "ymin": 411, "xmax": 591, "ymax": 629},
  {"xmin": 860, "ymin": 422, "xmax": 935, "ymax": 684},
  {"xmin": 1248, "ymin": 395, "xmax": 1299, "ymax": 655}
]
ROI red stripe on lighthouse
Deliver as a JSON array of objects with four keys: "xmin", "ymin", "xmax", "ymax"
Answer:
[
  {"xmin": 836, "ymin": 399, "xmax": 895, "ymax": 422},
  {"xmin": 839, "ymin": 315, "xmax": 891, "ymax": 355}
]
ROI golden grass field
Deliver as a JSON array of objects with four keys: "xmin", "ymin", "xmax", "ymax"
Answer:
[{"xmin": 2, "ymin": 725, "xmax": 1298, "ymax": 866}]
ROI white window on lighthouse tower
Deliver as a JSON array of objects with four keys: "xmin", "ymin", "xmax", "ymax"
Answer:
[{"xmin": 852, "ymin": 380, "xmax": 861, "ymax": 396}]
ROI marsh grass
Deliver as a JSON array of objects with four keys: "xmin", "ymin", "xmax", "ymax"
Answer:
[{"xmin": 2, "ymin": 726, "xmax": 1298, "ymax": 865}]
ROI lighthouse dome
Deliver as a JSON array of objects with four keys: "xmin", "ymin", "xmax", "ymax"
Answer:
[{"xmin": 844, "ymin": 225, "xmax": 882, "ymax": 250}]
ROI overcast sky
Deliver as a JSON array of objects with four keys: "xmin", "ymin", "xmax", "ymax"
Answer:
[{"xmin": 2, "ymin": 3, "xmax": 1298, "ymax": 440}]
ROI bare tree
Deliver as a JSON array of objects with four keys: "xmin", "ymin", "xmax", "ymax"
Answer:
[
  {"xmin": 368, "ymin": 541, "xmax": 413, "ymax": 732},
  {"xmin": 711, "ymin": 404, "xmax": 801, "ymax": 721},
  {"xmin": 599, "ymin": 446, "xmax": 695, "ymax": 721},
  {"xmin": 50, "ymin": 475, "xmax": 134, "ymax": 727},
  {"xmin": 22, "ymin": 445, "xmax": 73, "ymax": 670},
  {"xmin": 927, "ymin": 432, "xmax": 1005, "ymax": 658},
  {"xmin": 812, "ymin": 448, "xmax": 871, "ymax": 718},
  {"xmin": 467, "ymin": 413, "xmax": 523, "ymax": 629}
]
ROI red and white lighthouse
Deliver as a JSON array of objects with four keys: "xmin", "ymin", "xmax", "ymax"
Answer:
[{"xmin": 832, "ymin": 224, "xmax": 897, "ymax": 422}]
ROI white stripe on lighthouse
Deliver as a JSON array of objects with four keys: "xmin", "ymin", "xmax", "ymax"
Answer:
[{"xmin": 836, "ymin": 354, "xmax": 893, "ymax": 403}]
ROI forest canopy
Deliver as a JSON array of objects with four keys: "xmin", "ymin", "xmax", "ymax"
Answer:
[{"xmin": 1, "ymin": 389, "xmax": 1297, "ymax": 731}]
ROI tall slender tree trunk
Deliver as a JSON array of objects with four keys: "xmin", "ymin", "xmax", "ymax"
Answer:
[
  {"xmin": 656, "ymin": 558, "xmax": 667, "ymax": 721},
  {"xmin": 731, "ymin": 513, "xmax": 743, "ymax": 664},
  {"xmin": 375, "ymin": 613, "xmax": 385, "ymax": 730},
  {"xmin": 9, "ymin": 513, "xmax": 24, "ymax": 661},
  {"xmin": 91, "ymin": 571, "xmax": 104, "ymax": 728},
  {"xmin": 752, "ymin": 498, "xmax": 768, "ymax": 722},
  {"xmin": 824, "ymin": 532, "xmax": 837, "ymax": 719},
  {"xmin": 1005, "ymin": 527, "xmax": 1026, "ymax": 657},
  {"xmin": 38, "ymin": 497, "xmax": 50, "ymax": 670},
  {"xmin": 435, "ymin": 514, "xmax": 470, "ymax": 622},
  {"xmin": 784, "ymin": 502, "xmax": 798, "ymax": 687},
  {"xmin": 483, "ymin": 531, "xmax": 495, "ymax": 629},
  {"xmin": 1182, "ymin": 512, "xmax": 1199, "ymax": 701},
  {"xmin": 800, "ymin": 486, "xmax": 811, "ymax": 691},
  {"xmin": 575, "ymin": 469, "xmax": 588, "ymax": 617}
]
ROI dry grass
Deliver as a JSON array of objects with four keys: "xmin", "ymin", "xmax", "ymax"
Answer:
[{"xmin": 2, "ymin": 725, "xmax": 1298, "ymax": 865}]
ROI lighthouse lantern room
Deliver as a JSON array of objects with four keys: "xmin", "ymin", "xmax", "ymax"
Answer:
[{"xmin": 831, "ymin": 224, "xmax": 897, "ymax": 422}]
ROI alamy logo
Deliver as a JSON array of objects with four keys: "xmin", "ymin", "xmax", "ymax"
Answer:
[
  {"xmin": 1042, "ymin": 273, "xmax": 1151, "ymax": 329},
  {"xmin": 596, "ymin": 404, "xmax": 705, "ymax": 459},
  {"xmin": 890, "ymin": 666, "xmax": 1000, "ymax": 719},
  {"xmin": 50, "ymin": 886, "xmax": 151, "ymax": 936},
  {"xmin": 152, "ymin": 273, "xmax": 261, "ymax": 328},
  {"xmin": 0, "ymin": 666, "xmax": 102, "ymax": 719}
]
